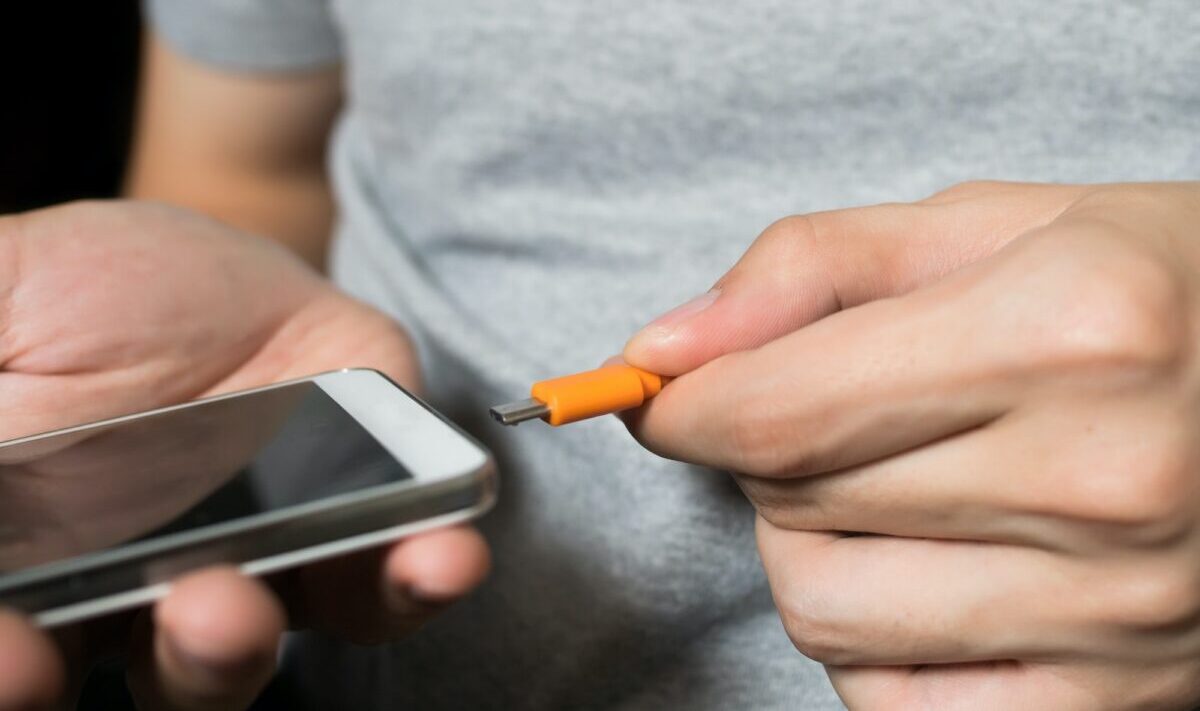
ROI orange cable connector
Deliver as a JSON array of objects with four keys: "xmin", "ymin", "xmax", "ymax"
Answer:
[{"xmin": 489, "ymin": 365, "xmax": 664, "ymax": 426}]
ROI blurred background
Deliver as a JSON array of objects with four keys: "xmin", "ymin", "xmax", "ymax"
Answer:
[{"xmin": 0, "ymin": 2, "xmax": 140, "ymax": 214}]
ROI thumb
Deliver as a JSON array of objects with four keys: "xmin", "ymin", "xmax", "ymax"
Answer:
[
  {"xmin": 622, "ymin": 182, "xmax": 1086, "ymax": 375},
  {"xmin": 0, "ymin": 610, "xmax": 63, "ymax": 710},
  {"xmin": 126, "ymin": 568, "xmax": 283, "ymax": 711}
]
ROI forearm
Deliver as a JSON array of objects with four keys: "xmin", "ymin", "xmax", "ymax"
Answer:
[
  {"xmin": 125, "ymin": 163, "xmax": 334, "ymax": 269},
  {"xmin": 125, "ymin": 33, "xmax": 341, "ymax": 270}
]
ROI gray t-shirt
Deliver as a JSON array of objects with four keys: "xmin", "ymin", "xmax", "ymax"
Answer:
[{"xmin": 145, "ymin": 2, "xmax": 1200, "ymax": 708}]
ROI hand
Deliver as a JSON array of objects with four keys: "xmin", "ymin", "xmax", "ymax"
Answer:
[
  {"xmin": 622, "ymin": 182, "xmax": 1200, "ymax": 709},
  {"xmin": 0, "ymin": 201, "xmax": 490, "ymax": 710},
  {"xmin": 0, "ymin": 374, "xmax": 311, "ymax": 569}
]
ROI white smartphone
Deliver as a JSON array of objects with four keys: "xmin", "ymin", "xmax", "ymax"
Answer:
[{"xmin": 0, "ymin": 369, "xmax": 496, "ymax": 628}]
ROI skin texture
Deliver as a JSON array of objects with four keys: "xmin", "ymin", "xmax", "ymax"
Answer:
[
  {"xmin": 623, "ymin": 181, "xmax": 1200, "ymax": 709},
  {"xmin": 126, "ymin": 35, "xmax": 340, "ymax": 269},
  {"xmin": 0, "ymin": 383, "xmax": 305, "ymax": 571},
  {"xmin": 0, "ymin": 201, "xmax": 490, "ymax": 711}
]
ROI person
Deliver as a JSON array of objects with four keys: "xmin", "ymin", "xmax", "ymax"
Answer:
[{"xmin": 2, "ymin": 2, "xmax": 1199, "ymax": 709}]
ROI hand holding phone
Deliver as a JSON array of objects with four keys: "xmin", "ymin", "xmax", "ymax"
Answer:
[{"xmin": 0, "ymin": 202, "xmax": 492, "ymax": 710}]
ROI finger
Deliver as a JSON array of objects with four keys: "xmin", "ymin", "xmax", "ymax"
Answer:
[
  {"xmin": 623, "ymin": 183, "xmax": 1086, "ymax": 375},
  {"xmin": 625, "ymin": 261, "xmax": 1016, "ymax": 477},
  {"xmin": 738, "ymin": 396, "xmax": 1190, "ymax": 551},
  {"xmin": 758, "ymin": 523, "xmax": 1097, "ymax": 666},
  {"xmin": 0, "ymin": 610, "xmax": 63, "ymax": 710},
  {"xmin": 201, "ymin": 292, "xmax": 422, "ymax": 397},
  {"xmin": 628, "ymin": 207, "xmax": 1179, "ymax": 479},
  {"xmin": 734, "ymin": 423, "xmax": 1046, "ymax": 545},
  {"xmin": 126, "ymin": 567, "xmax": 284, "ymax": 711},
  {"xmin": 829, "ymin": 659, "xmax": 1200, "ymax": 711},
  {"xmin": 287, "ymin": 526, "xmax": 489, "ymax": 644},
  {"xmin": 763, "ymin": 523, "xmax": 1200, "ymax": 667},
  {"xmin": 384, "ymin": 526, "xmax": 491, "ymax": 603},
  {"xmin": 826, "ymin": 662, "xmax": 1097, "ymax": 711}
]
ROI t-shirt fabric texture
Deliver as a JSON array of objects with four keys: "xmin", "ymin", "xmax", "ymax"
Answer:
[{"xmin": 144, "ymin": 1, "xmax": 1200, "ymax": 708}]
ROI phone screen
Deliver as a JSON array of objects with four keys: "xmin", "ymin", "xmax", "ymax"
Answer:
[{"xmin": 0, "ymin": 382, "xmax": 411, "ymax": 575}]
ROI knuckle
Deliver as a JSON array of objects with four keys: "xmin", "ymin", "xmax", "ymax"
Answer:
[
  {"xmin": 1035, "ymin": 238, "xmax": 1186, "ymax": 375},
  {"xmin": 756, "ymin": 214, "xmax": 818, "ymax": 259},
  {"xmin": 762, "ymin": 204, "xmax": 927, "ymax": 303},
  {"xmin": 727, "ymin": 387, "xmax": 833, "ymax": 478},
  {"xmin": 733, "ymin": 215, "xmax": 824, "ymax": 295},
  {"xmin": 776, "ymin": 590, "xmax": 855, "ymax": 664},
  {"xmin": 764, "ymin": 536, "xmax": 860, "ymax": 665},
  {"xmin": 737, "ymin": 477, "xmax": 791, "ymax": 524},
  {"xmin": 765, "ymin": 213, "xmax": 815, "ymax": 239},
  {"xmin": 741, "ymin": 477, "xmax": 834, "ymax": 531},
  {"xmin": 1103, "ymin": 566, "xmax": 1200, "ymax": 631},
  {"xmin": 728, "ymin": 389, "xmax": 798, "ymax": 477},
  {"xmin": 1064, "ymin": 434, "xmax": 1195, "ymax": 535}
]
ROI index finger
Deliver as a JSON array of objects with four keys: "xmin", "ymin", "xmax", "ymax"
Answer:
[{"xmin": 623, "ymin": 243, "xmax": 1046, "ymax": 477}]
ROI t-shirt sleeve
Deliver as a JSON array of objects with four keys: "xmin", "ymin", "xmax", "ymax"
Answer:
[{"xmin": 143, "ymin": 0, "xmax": 341, "ymax": 71}]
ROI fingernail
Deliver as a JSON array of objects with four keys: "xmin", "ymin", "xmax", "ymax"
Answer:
[{"xmin": 642, "ymin": 289, "xmax": 720, "ymax": 332}]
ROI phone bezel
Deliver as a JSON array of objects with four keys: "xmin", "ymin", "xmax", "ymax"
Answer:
[{"xmin": 0, "ymin": 369, "xmax": 496, "ymax": 627}]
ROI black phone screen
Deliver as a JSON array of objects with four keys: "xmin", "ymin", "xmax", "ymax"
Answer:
[{"xmin": 0, "ymin": 382, "xmax": 411, "ymax": 575}]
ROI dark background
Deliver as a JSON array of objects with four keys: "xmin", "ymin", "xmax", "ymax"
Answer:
[
  {"xmin": 0, "ymin": 3, "xmax": 141, "ymax": 214},
  {"xmin": 0, "ymin": 4, "xmax": 294, "ymax": 708}
]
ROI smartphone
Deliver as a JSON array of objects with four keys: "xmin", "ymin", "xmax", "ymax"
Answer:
[{"xmin": 0, "ymin": 369, "xmax": 496, "ymax": 627}]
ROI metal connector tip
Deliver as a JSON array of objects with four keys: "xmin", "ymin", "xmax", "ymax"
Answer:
[{"xmin": 489, "ymin": 398, "xmax": 550, "ymax": 426}]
